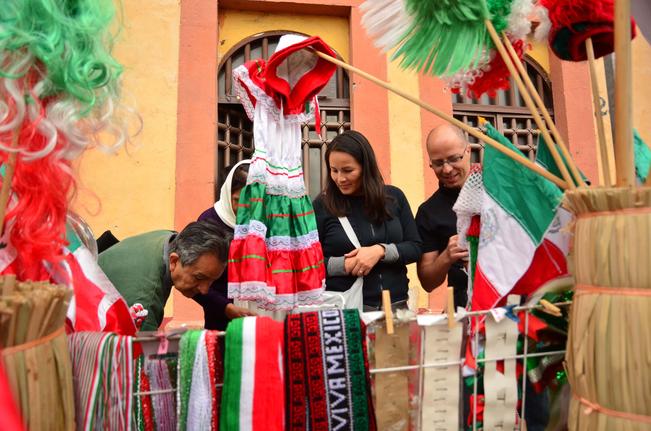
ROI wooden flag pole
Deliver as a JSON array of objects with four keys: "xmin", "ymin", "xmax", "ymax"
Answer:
[
  {"xmin": 484, "ymin": 20, "xmax": 576, "ymax": 189},
  {"xmin": 501, "ymin": 33, "xmax": 587, "ymax": 188},
  {"xmin": 585, "ymin": 37, "xmax": 614, "ymax": 187},
  {"xmin": 311, "ymin": 50, "xmax": 569, "ymax": 190},
  {"xmin": 614, "ymin": 0, "xmax": 635, "ymax": 186}
]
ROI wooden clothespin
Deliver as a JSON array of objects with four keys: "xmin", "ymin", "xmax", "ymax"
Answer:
[
  {"xmin": 382, "ymin": 289, "xmax": 394, "ymax": 335},
  {"xmin": 539, "ymin": 299, "xmax": 562, "ymax": 317},
  {"xmin": 447, "ymin": 286, "xmax": 456, "ymax": 329}
]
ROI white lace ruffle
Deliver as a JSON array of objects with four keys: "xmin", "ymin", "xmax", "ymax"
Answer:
[
  {"xmin": 228, "ymin": 281, "xmax": 325, "ymax": 311},
  {"xmin": 247, "ymin": 159, "xmax": 307, "ymax": 198},
  {"xmin": 234, "ymin": 219, "xmax": 267, "ymax": 241},
  {"xmin": 266, "ymin": 231, "xmax": 320, "ymax": 251},
  {"xmin": 234, "ymin": 221, "xmax": 320, "ymax": 251}
]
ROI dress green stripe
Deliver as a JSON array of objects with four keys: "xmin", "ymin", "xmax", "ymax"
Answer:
[
  {"xmin": 228, "ymin": 254, "xmax": 267, "ymax": 263},
  {"xmin": 271, "ymin": 261, "xmax": 324, "ymax": 273},
  {"xmin": 228, "ymin": 256, "xmax": 324, "ymax": 273},
  {"xmin": 236, "ymin": 183, "xmax": 318, "ymax": 238}
]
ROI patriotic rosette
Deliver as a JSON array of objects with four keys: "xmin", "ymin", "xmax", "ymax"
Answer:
[{"xmin": 228, "ymin": 35, "xmax": 335, "ymax": 310}]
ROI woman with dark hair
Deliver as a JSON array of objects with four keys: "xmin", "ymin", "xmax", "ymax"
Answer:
[
  {"xmin": 194, "ymin": 160, "xmax": 255, "ymax": 329},
  {"xmin": 313, "ymin": 130, "xmax": 422, "ymax": 310}
]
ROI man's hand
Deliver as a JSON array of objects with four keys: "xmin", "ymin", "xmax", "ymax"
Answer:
[
  {"xmin": 224, "ymin": 303, "xmax": 256, "ymax": 320},
  {"xmin": 344, "ymin": 245, "xmax": 385, "ymax": 277},
  {"xmin": 444, "ymin": 235, "xmax": 468, "ymax": 264}
]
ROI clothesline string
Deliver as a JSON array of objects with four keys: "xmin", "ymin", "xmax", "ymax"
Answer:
[
  {"xmin": 131, "ymin": 301, "xmax": 572, "ymax": 343},
  {"xmin": 131, "ymin": 301, "xmax": 571, "ymax": 398},
  {"xmin": 132, "ymin": 348, "xmax": 567, "ymax": 397}
]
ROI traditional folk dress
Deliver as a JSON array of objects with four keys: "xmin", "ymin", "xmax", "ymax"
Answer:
[{"xmin": 228, "ymin": 35, "xmax": 335, "ymax": 310}]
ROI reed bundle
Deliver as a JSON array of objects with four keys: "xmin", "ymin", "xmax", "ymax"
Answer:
[
  {"xmin": 564, "ymin": 187, "xmax": 651, "ymax": 430},
  {"xmin": 0, "ymin": 275, "xmax": 75, "ymax": 431}
]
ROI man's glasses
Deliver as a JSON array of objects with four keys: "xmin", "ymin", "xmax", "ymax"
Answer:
[{"xmin": 430, "ymin": 143, "xmax": 469, "ymax": 169}]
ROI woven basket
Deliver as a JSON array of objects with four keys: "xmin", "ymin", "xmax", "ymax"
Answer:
[
  {"xmin": 564, "ymin": 187, "xmax": 651, "ymax": 430},
  {"xmin": 2, "ymin": 326, "xmax": 75, "ymax": 430}
]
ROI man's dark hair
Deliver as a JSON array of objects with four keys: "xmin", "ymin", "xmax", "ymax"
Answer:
[
  {"xmin": 321, "ymin": 130, "xmax": 391, "ymax": 225},
  {"xmin": 169, "ymin": 220, "xmax": 232, "ymax": 265}
]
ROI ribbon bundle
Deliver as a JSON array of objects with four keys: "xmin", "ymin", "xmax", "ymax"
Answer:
[
  {"xmin": 178, "ymin": 330, "xmax": 223, "ymax": 431},
  {"xmin": 68, "ymin": 332, "xmax": 134, "ymax": 431}
]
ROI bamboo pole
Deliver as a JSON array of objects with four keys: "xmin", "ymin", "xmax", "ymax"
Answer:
[
  {"xmin": 0, "ymin": 132, "xmax": 19, "ymax": 238},
  {"xmin": 614, "ymin": 0, "xmax": 635, "ymax": 186},
  {"xmin": 501, "ymin": 33, "xmax": 587, "ymax": 188},
  {"xmin": 585, "ymin": 37, "xmax": 613, "ymax": 187},
  {"xmin": 484, "ymin": 20, "xmax": 576, "ymax": 189},
  {"xmin": 311, "ymin": 50, "xmax": 569, "ymax": 190}
]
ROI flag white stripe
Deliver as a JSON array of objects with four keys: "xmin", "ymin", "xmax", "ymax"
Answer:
[
  {"xmin": 478, "ymin": 193, "xmax": 537, "ymax": 297},
  {"xmin": 239, "ymin": 317, "xmax": 256, "ymax": 431}
]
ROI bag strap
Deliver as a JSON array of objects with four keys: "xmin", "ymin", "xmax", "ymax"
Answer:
[
  {"xmin": 338, "ymin": 217, "xmax": 364, "ymax": 289},
  {"xmin": 338, "ymin": 217, "xmax": 361, "ymax": 248}
]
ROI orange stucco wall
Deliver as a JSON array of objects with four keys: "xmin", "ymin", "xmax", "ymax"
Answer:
[
  {"xmin": 170, "ymin": 0, "xmax": 220, "ymax": 322},
  {"xmin": 549, "ymin": 57, "xmax": 599, "ymax": 183}
]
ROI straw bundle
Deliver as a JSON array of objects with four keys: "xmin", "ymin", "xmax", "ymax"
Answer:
[
  {"xmin": 0, "ymin": 275, "xmax": 74, "ymax": 431},
  {"xmin": 564, "ymin": 187, "xmax": 651, "ymax": 430}
]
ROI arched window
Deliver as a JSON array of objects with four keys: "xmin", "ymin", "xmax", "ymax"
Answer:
[
  {"xmin": 452, "ymin": 56, "xmax": 553, "ymax": 162},
  {"xmin": 217, "ymin": 31, "xmax": 351, "ymax": 198}
]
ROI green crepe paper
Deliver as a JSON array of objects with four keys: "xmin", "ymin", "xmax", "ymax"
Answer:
[{"xmin": 393, "ymin": 0, "xmax": 513, "ymax": 76}]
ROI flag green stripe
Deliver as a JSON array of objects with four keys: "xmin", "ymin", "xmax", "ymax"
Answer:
[
  {"xmin": 634, "ymin": 129, "xmax": 651, "ymax": 183},
  {"xmin": 66, "ymin": 224, "xmax": 82, "ymax": 253},
  {"xmin": 484, "ymin": 123, "xmax": 562, "ymax": 243},
  {"xmin": 535, "ymin": 134, "xmax": 588, "ymax": 184},
  {"xmin": 220, "ymin": 318, "xmax": 243, "ymax": 431}
]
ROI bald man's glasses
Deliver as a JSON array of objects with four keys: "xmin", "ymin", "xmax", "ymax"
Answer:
[{"xmin": 430, "ymin": 143, "xmax": 469, "ymax": 169}]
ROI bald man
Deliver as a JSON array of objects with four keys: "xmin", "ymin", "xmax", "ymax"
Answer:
[{"xmin": 415, "ymin": 124, "xmax": 472, "ymax": 308}]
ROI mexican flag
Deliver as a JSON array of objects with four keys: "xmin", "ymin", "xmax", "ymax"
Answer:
[
  {"xmin": 535, "ymin": 133, "xmax": 589, "ymax": 185},
  {"xmin": 470, "ymin": 124, "xmax": 571, "ymax": 310},
  {"xmin": 220, "ymin": 316, "xmax": 285, "ymax": 431},
  {"xmin": 60, "ymin": 225, "xmax": 136, "ymax": 335},
  {"xmin": 0, "ymin": 224, "xmax": 136, "ymax": 335}
]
